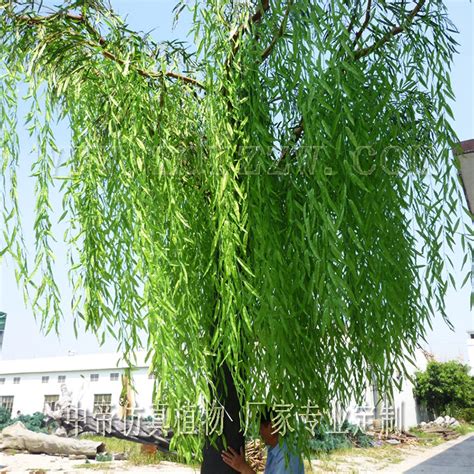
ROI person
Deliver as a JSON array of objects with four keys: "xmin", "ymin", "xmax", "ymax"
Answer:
[{"xmin": 221, "ymin": 411, "xmax": 304, "ymax": 473}]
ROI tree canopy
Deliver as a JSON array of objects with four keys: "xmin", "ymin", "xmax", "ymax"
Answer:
[
  {"xmin": 0, "ymin": 0, "xmax": 470, "ymax": 457},
  {"xmin": 414, "ymin": 360, "xmax": 474, "ymax": 417}
]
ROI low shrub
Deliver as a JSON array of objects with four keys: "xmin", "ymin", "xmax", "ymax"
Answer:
[
  {"xmin": 0, "ymin": 411, "xmax": 48, "ymax": 433},
  {"xmin": 413, "ymin": 361, "xmax": 474, "ymax": 417},
  {"xmin": 309, "ymin": 421, "xmax": 373, "ymax": 453},
  {"xmin": 455, "ymin": 408, "xmax": 474, "ymax": 424},
  {"xmin": 0, "ymin": 406, "xmax": 11, "ymax": 426}
]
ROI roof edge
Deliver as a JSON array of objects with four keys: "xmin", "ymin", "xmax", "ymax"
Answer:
[{"xmin": 454, "ymin": 139, "xmax": 474, "ymax": 156}]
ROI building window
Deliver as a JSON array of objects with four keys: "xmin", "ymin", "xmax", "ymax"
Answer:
[
  {"xmin": 43, "ymin": 395, "xmax": 59, "ymax": 413},
  {"xmin": 90, "ymin": 374, "xmax": 99, "ymax": 382},
  {"xmin": 58, "ymin": 375, "xmax": 66, "ymax": 383},
  {"xmin": 13, "ymin": 377, "xmax": 20, "ymax": 384},
  {"xmin": 42, "ymin": 376, "xmax": 49, "ymax": 384},
  {"xmin": 0, "ymin": 378, "xmax": 5, "ymax": 385},
  {"xmin": 110, "ymin": 373, "xmax": 119, "ymax": 381},
  {"xmin": 93, "ymin": 394, "xmax": 112, "ymax": 414},
  {"xmin": 0, "ymin": 396, "xmax": 14, "ymax": 415}
]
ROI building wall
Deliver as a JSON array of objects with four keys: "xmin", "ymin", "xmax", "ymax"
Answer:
[
  {"xmin": 0, "ymin": 312, "xmax": 6, "ymax": 354},
  {"xmin": 343, "ymin": 349, "xmax": 428, "ymax": 431},
  {"xmin": 459, "ymin": 142, "xmax": 474, "ymax": 375},
  {"xmin": 468, "ymin": 331, "xmax": 474, "ymax": 375},
  {"xmin": 0, "ymin": 354, "xmax": 155, "ymax": 417},
  {"xmin": 0, "ymin": 350, "xmax": 428, "ymax": 431}
]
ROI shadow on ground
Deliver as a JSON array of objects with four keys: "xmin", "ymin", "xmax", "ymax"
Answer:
[{"xmin": 405, "ymin": 435, "xmax": 474, "ymax": 473}]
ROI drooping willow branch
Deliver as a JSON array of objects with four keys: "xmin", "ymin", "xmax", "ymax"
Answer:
[
  {"xmin": 228, "ymin": 0, "xmax": 270, "ymax": 63},
  {"xmin": 354, "ymin": 0, "xmax": 427, "ymax": 59},
  {"xmin": 229, "ymin": 0, "xmax": 270, "ymax": 47},
  {"xmin": 279, "ymin": 118, "xmax": 304, "ymax": 161},
  {"xmin": 261, "ymin": 0, "xmax": 294, "ymax": 61},
  {"xmin": 280, "ymin": 0, "xmax": 428, "ymax": 161},
  {"xmin": 346, "ymin": 0, "xmax": 363, "ymax": 36},
  {"xmin": 352, "ymin": 0, "xmax": 372, "ymax": 47},
  {"xmin": 12, "ymin": 10, "xmax": 205, "ymax": 90}
]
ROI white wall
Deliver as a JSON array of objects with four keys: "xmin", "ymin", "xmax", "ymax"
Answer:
[
  {"xmin": 0, "ymin": 361, "xmax": 155, "ymax": 418},
  {"xmin": 467, "ymin": 331, "xmax": 474, "ymax": 375},
  {"xmin": 343, "ymin": 349, "xmax": 428, "ymax": 430},
  {"xmin": 0, "ymin": 350, "xmax": 431, "ymax": 431}
]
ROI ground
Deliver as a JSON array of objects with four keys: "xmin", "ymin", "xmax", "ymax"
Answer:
[
  {"xmin": 0, "ymin": 432, "xmax": 473, "ymax": 473},
  {"xmin": 0, "ymin": 453, "xmax": 197, "ymax": 473},
  {"xmin": 310, "ymin": 432, "xmax": 474, "ymax": 473}
]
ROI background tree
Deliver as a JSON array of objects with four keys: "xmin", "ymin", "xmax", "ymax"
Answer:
[
  {"xmin": 414, "ymin": 360, "xmax": 474, "ymax": 418},
  {"xmin": 0, "ymin": 0, "xmax": 470, "ymax": 470}
]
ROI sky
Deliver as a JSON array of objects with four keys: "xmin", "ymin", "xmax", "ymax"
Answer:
[{"xmin": 0, "ymin": 0, "xmax": 473, "ymax": 362}]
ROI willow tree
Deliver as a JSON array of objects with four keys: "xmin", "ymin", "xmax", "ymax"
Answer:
[{"xmin": 0, "ymin": 0, "xmax": 468, "ymax": 470}]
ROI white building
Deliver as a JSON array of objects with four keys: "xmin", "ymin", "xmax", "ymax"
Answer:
[
  {"xmin": 458, "ymin": 138, "xmax": 474, "ymax": 375},
  {"xmin": 0, "ymin": 348, "xmax": 429, "ymax": 433},
  {"xmin": 0, "ymin": 351, "xmax": 155, "ymax": 418},
  {"xmin": 343, "ymin": 348, "xmax": 429, "ymax": 431},
  {"xmin": 468, "ymin": 331, "xmax": 474, "ymax": 376}
]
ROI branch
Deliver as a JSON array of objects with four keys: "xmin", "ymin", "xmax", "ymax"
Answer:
[
  {"xmin": 16, "ymin": 11, "xmax": 82, "ymax": 22},
  {"xmin": 279, "ymin": 118, "xmax": 304, "ymax": 161},
  {"xmin": 250, "ymin": 0, "xmax": 270, "ymax": 24},
  {"xmin": 352, "ymin": 0, "xmax": 372, "ymax": 47},
  {"xmin": 279, "ymin": 0, "xmax": 427, "ymax": 160},
  {"xmin": 337, "ymin": 1, "xmax": 362, "ymax": 57},
  {"xmin": 354, "ymin": 0, "xmax": 426, "ymax": 60},
  {"xmin": 13, "ymin": 11, "xmax": 205, "ymax": 90},
  {"xmin": 346, "ymin": 1, "xmax": 363, "ymax": 36},
  {"xmin": 224, "ymin": 0, "xmax": 270, "ymax": 112},
  {"xmin": 261, "ymin": 0, "xmax": 294, "ymax": 62},
  {"xmin": 229, "ymin": 0, "xmax": 270, "ymax": 57},
  {"xmin": 83, "ymin": 41, "xmax": 203, "ymax": 88}
]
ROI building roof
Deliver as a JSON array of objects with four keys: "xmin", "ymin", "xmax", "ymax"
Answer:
[
  {"xmin": 0, "ymin": 351, "xmax": 149, "ymax": 375},
  {"xmin": 457, "ymin": 139, "xmax": 474, "ymax": 215}
]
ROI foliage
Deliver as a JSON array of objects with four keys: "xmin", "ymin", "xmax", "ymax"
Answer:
[
  {"xmin": 95, "ymin": 452, "xmax": 113, "ymax": 462},
  {"xmin": 455, "ymin": 407, "xmax": 474, "ymax": 424},
  {"xmin": 81, "ymin": 434, "xmax": 188, "ymax": 466},
  {"xmin": 0, "ymin": 411, "xmax": 48, "ymax": 432},
  {"xmin": 343, "ymin": 422, "xmax": 373, "ymax": 449},
  {"xmin": 309, "ymin": 421, "xmax": 372, "ymax": 453},
  {"xmin": 413, "ymin": 361, "xmax": 474, "ymax": 417},
  {"xmin": 0, "ymin": 0, "xmax": 470, "ymax": 458},
  {"xmin": 16, "ymin": 412, "xmax": 49, "ymax": 432},
  {"xmin": 309, "ymin": 433, "xmax": 352, "ymax": 453},
  {"xmin": 0, "ymin": 406, "xmax": 11, "ymax": 426},
  {"xmin": 453, "ymin": 422, "xmax": 474, "ymax": 435}
]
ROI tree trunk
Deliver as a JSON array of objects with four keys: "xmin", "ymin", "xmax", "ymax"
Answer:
[{"xmin": 201, "ymin": 363, "xmax": 244, "ymax": 474}]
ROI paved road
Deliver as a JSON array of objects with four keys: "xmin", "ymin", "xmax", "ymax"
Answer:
[{"xmin": 382, "ymin": 432, "xmax": 474, "ymax": 473}]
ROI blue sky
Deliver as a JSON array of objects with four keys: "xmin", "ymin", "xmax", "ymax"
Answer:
[{"xmin": 0, "ymin": 1, "xmax": 473, "ymax": 361}]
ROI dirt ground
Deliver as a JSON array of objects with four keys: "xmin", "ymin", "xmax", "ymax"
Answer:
[
  {"xmin": 310, "ymin": 432, "xmax": 474, "ymax": 473},
  {"xmin": 0, "ymin": 453, "xmax": 198, "ymax": 473},
  {"xmin": 1, "ymin": 433, "xmax": 473, "ymax": 473}
]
